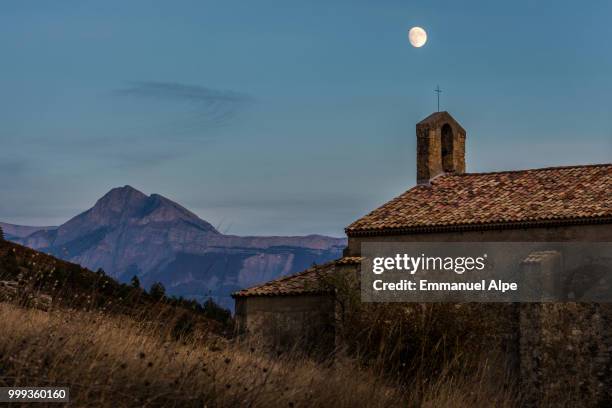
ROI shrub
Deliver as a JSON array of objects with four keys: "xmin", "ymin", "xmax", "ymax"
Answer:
[
  {"xmin": 202, "ymin": 297, "xmax": 232, "ymax": 325},
  {"xmin": 0, "ymin": 248, "xmax": 19, "ymax": 278},
  {"xmin": 130, "ymin": 275, "xmax": 140, "ymax": 288},
  {"xmin": 172, "ymin": 311, "xmax": 196, "ymax": 339},
  {"xmin": 149, "ymin": 282, "xmax": 166, "ymax": 301}
]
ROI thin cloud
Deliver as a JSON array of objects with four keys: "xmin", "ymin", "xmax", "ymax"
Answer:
[
  {"xmin": 116, "ymin": 81, "xmax": 253, "ymax": 103},
  {"xmin": 114, "ymin": 81, "xmax": 254, "ymax": 129}
]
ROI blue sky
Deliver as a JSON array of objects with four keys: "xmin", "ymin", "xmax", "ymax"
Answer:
[{"xmin": 1, "ymin": 0, "xmax": 611, "ymax": 236}]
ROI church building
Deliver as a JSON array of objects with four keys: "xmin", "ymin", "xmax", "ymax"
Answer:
[{"xmin": 233, "ymin": 111, "xmax": 612, "ymax": 405}]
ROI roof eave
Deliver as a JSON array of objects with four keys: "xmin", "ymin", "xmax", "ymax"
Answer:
[
  {"xmin": 345, "ymin": 216, "xmax": 612, "ymax": 237},
  {"xmin": 232, "ymin": 289, "xmax": 332, "ymax": 299}
]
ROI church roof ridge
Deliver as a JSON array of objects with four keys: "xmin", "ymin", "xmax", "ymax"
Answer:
[{"xmin": 443, "ymin": 163, "xmax": 612, "ymax": 178}]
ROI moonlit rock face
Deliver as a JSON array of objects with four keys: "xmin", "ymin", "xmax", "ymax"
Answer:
[{"xmin": 408, "ymin": 26, "xmax": 427, "ymax": 48}]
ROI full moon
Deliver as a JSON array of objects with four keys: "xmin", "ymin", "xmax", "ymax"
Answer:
[{"xmin": 408, "ymin": 26, "xmax": 427, "ymax": 48}]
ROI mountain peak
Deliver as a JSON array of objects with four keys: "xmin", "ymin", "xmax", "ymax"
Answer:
[
  {"xmin": 93, "ymin": 186, "xmax": 149, "ymax": 218},
  {"xmin": 100, "ymin": 185, "xmax": 147, "ymax": 202},
  {"xmin": 92, "ymin": 187, "xmax": 219, "ymax": 233},
  {"xmin": 45, "ymin": 186, "xmax": 219, "ymax": 247}
]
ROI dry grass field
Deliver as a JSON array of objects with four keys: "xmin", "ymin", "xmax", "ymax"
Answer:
[
  {"xmin": 0, "ymin": 301, "xmax": 518, "ymax": 407},
  {"xmin": 0, "ymin": 302, "xmax": 402, "ymax": 407}
]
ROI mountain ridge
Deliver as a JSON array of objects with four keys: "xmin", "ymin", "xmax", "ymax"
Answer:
[
  {"xmin": 5, "ymin": 186, "xmax": 345, "ymax": 308},
  {"xmin": 0, "ymin": 222, "xmax": 57, "ymax": 240}
]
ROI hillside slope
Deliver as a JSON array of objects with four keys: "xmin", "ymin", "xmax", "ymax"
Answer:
[{"xmin": 0, "ymin": 238, "xmax": 229, "ymax": 334}]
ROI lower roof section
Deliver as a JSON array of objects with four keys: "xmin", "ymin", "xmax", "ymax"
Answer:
[{"xmin": 232, "ymin": 257, "xmax": 362, "ymax": 298}]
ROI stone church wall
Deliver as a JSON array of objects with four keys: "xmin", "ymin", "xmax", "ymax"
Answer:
[
  {"xmin": 519, "ymin": 302, "xmax": 612, "ymax": 406},
  {"xmin": 235, "ymin": 294, "xmax": 336, "ymax": 354},
  {"xmin": 347, "ymin": 222, "xmax": 612, "ymax": 406}
]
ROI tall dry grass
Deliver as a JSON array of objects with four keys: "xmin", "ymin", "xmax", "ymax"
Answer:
[
  {"xmin": 0, "ymin": 301, "xmax": 519, "ymax": 407},
  {"xmin": 0, "ymin": 302, "xmax": 406, "ymax": 407},
  {"xmin": 312, "ymin": 268, "xmax": 521, "ymax": 407}
]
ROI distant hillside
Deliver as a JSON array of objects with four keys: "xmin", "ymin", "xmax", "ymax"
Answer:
[
  {"xmin": 6, "ymin": 186, "xmax": 346, "ymax": 309},
  {"xmin": 0, "ymin": 238, "xmax": 228, "ymax": 330},
  {"xmin": 0, "ymin": 222, "xmax": 56, "ymax": 241}
]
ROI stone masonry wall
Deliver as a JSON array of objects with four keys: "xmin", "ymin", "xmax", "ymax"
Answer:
[
  {"xmin": 235, "ymin": 294, "xmax": 336, "ymax": 354},
  {"xmin": 519, "ymin": 249, "xmax": 612, "ymax": 407},
  {"xmin": 520, "ymin": 303, "xmax": 612, "ymax": 407},
  {"xmin": 348, "ymin": 223, "xmax": 612, "ymax": 406}
]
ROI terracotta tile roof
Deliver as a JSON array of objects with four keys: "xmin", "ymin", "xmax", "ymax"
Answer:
[
  {"xmin": 232, "ymin": 257, "xmax": 362, "ymax": 298},
  {"xmin": 334, "ymin": 256, "xmax": 363, "ymax": 265},
  {"xmin": 346, "ymin": 164, "xmax": 612, "ymax": 236}
]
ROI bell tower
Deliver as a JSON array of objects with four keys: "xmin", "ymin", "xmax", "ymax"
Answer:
[{"xmin": 416, "ymin": 111, "xmax": 466, "ymax": 185}]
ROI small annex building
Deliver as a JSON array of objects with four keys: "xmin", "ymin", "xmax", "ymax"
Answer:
[{"xmin": 233, "ymin": 256, "xmax": 361, "ymax": 353}]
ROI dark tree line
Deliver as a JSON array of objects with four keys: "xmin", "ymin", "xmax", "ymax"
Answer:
[{"xmin": 128, "ymin": 275, "xmax": 231, "ymax": 325}]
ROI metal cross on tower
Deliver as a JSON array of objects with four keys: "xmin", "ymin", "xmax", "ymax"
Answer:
[{"xmin": 434, "ymin": 85, "xmax": 442, "ymax": 112}]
